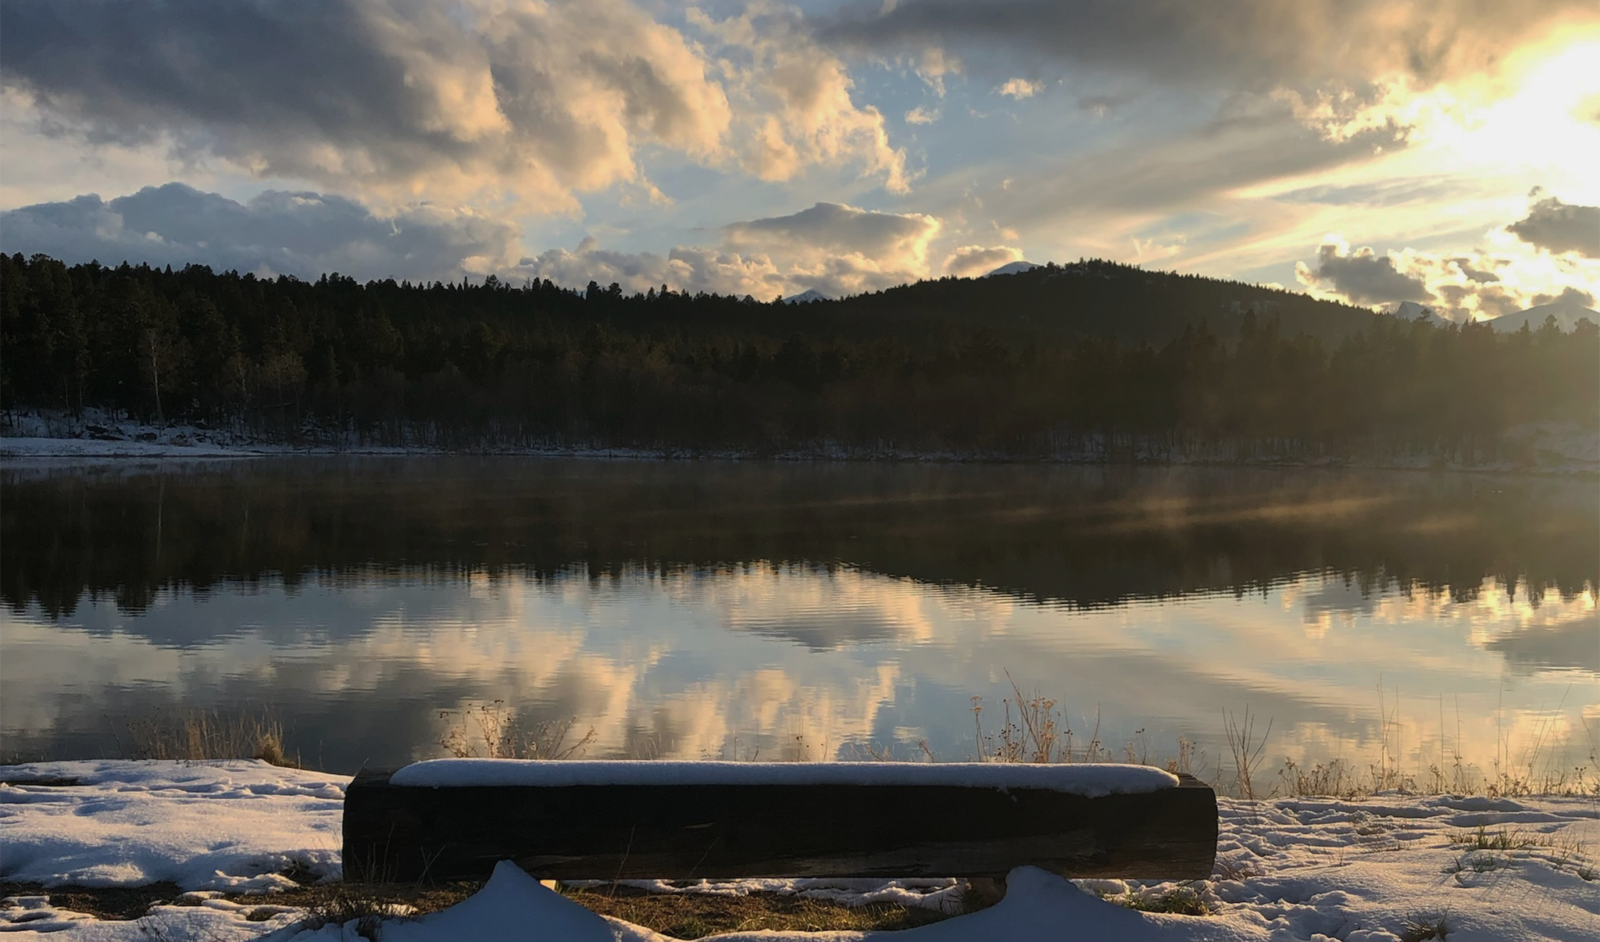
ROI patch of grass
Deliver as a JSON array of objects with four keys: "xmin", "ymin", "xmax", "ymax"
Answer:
[
  {"xmin": 1400, "ymin": 915, "xmax": 1449, "ymax": 941},
  {"xmin": 1277, "ymin": 758, "xmax": 1361, "ymax": 798},
  {"xmin": 112, "ymin": 709, "xmax": 296, "ymax": 767},
  {"xmin": 244, "ymin": 906, "xmax": 287, "ymax": 922},
  {"xmin": 1443, "ymin": 826, "xmax": 1595, "ymax": 878},
  {"xmin": 251, "ymin": 882, "xmax": 479, "ymax": 917},
  {"xmin": 1111, "ymin": 885, "xmax": 1211, "ymax": 916},
  {"xmin": 560, "ymin": 885, "xmax": 946, "ymax": 939},
  {"xmin": 0, "ymin": 881, "xmax": 183, "ymax": 921},
  {"xmin": 1450, "ymin": 826, "xmax": 1550, "ymax": 851},
  {"xmin": 1444, "ymin": 852, "xmax": 1501, "ymax": 874}
]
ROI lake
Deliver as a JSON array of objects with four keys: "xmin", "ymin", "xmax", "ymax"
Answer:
[{"xmin": 3, "ymin": 458, "xmax": 1595, "ymax": 791}]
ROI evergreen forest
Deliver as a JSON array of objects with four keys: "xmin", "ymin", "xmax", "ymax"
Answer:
[{"xmin": 2, "ymin": 252, "xmax": 1594, "ymax": 460}]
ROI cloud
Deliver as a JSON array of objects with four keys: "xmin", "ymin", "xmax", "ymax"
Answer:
[
  {"xmin": 516, "ymin": 238, "xmax": 787, "ymax": 300},
  {"xmin": 904, "ymin": 106, "xmax": 940, "ymax": 125},
  {"xmin": 1292, "ymin": 231, "xmax": 1600, "ymax": 322},
  {"xmin": 946, "ymin": 94, "xmax": 1410, "ymax": 238},
  {"xmin": 824, "ymin": 1, "xmax": 1596, "ymax": 93},
  {"xmin": 942, "ymin": 244, "xmax": 1024, "ymax": 277},
  {"xmin": 1294, "ymin": 241, "xmax": 1432, "ymax": 305},
  {"xmin": 1451, "ymin": 258, "xmax": 1501, "ymax": 283},
  {"xmin": 0, "ymin": 1, "xmax": 914, "ymax": 212},
  {"xmin": 688, "ymin": 4, "xmax": 911, "ymax": 193},
  {"xmin": 996, "ymin": 78, "xmax": 1042, "ymax": 100},
  {"xmin": 1529, "ymin": 285, "xmax": 1598, "ymax": 309},
  {"xmin": 3, "ymin": 186, "xmax": 945, "ymax": 298},
  {"xmin": 1507, "ymin": 192, "xmax": 1600, "ymax": 258},
  {"xmin": 0, "ymin": 183, "xmax": 521, "ymax": 282},
  {"xmin": 0, "ymin": 0, "xmax": 740, "ymax": 213},
  {"xmin": 726, "ymin": 202, "xmax": 937, "ymax": 259},
  {"xmin": 723, "ymin": 201, "xmax": 942, "ymax": 295},
  {"xmin": 519, "ymin": 202, "xmax": 944, "ymax": 299}
]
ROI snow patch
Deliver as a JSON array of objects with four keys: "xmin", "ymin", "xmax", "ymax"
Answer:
[{"xmin": 0, "ymin": 760, "xmax": 347, "ymax": 892}]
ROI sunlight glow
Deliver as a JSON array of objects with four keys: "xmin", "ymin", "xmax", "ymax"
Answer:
[{"xmin": 1425, "ymin": 39, "xmax": 1600, "ymax": 197}]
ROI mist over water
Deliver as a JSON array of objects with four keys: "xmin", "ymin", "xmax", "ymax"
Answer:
[{"xmin": 3, "ymin": 458, "xmax": 1594, "ymax": 785}]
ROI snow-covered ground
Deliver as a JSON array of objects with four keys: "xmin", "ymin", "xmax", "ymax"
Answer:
[
  {"xmin": 4, "ymin": 408, "xmax": 1595, "ymax": 474},
  {"xmin": 0, "ymin": 436, "xmax": 266, "ymax": 458},
  {"xmin": 2, "ymin": 760, "xmax": 1596, "ymax": 940},
  {"xmin": 1, "ymin": 409, "xmax": 269, "ymax": 458},
  {"xmin": 0, "ymin": 761, "xmax": 345, "ymax": 892}
]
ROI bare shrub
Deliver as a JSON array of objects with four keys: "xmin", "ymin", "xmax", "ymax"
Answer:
[
  {"xmin": 438, "ymin": 700, "xmax": 594, "ymax": 760},
  {"xmin": 1277, "ymin": 757, "xmax": 1358, "ymax": 797},
  {"xmin": 297, "ymin": 888, "xmax": 408, "ymax": 941},
  {"xmin": 1223, "ymin": 707, "xmax": 1272, "ymax": 800}
]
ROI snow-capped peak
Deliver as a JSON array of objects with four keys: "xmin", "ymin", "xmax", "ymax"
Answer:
[
  {"xmin": 982, "ymin": 261, "xmax": 1041, "ymax": 278},
  {"xmin": 782, "ymin": 288, "xmax": 831, "ymax": 304},
  {"xmin": 1486, "ymin": 294, "xmax": 1598, "ymax": 333}
]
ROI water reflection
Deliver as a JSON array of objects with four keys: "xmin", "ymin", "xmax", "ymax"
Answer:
[
  {"xmin": 2, "ymin": 459, "xmax": 1595, "ymax": 784},
  {"xmin": 1484, "ymin": 616, "xmax": 1600, "ymax": 674}
]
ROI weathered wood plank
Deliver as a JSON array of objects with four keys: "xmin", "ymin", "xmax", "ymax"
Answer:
[{"xmin": 344, "ymin": 767, "xmax": 1217, "ymax": 884}]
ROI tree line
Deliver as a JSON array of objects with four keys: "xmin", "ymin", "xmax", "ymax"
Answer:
[
  {"xmin": 1, "ymin": 252, "xmax": 1594, "ymax": 459},
  {"xmin": 7, "ymin": 460, "xmax": 1593, "ymax": 619}
]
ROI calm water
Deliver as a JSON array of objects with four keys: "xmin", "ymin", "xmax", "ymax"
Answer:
[{"xmin": 3, "ymin": 458, "xmax": 1595, "ymax": 786}]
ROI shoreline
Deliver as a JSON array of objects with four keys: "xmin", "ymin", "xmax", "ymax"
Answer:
[
  {"xmin": 4, "ymin": 434, "xmax": 1596, "ymax": 479},
  {"xmin": 5, "ymin": 408, "xmax": 1596, "ymax": 476}
]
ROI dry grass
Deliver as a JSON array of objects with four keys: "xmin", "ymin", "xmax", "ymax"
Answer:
[
  {"xmin": 3, "ymin": 879, "xmax": 954, "ymax": 938},
  {"xmin": 294, "ymin": 887, "xmax": 413, "ymax": 941},
  {"xmin": 112, "ymin": 710, "xmax": 295, "ymax": 767},
  {"xmin": 970, "ymin": 673, "xmax": 1128, "ymax": 765},
  {"xmin": 560, "ymin": 886, "xmax": 947, "ymax": 938},
  {"xmin": 1399, "ymin": 915, "xmax": 1450, "ymax": 941},
  {"xmin": 0, "ymin": 881, "xmax": 184, "ymax": 921},
  {"xmin": 1272, "ymin": 701, "xmax": 1600, "ymax": 800},
  {"xmin": 964, "ymin": 673, "xmax": 1597, "ymax": 801}
]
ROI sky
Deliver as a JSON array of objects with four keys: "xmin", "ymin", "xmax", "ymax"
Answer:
[{"xmin": 1, "ymin": 0, "xmax": 1597, "ymax": 321}]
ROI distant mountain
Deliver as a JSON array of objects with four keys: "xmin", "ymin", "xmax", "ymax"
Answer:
[
  {"xmin": 983, "ymin": 260, "xmax": 1041, "ymax": 277},
  {"xmin": 1486, "ymin": 296, "xmax": 1598, "ymax": 333},
  {"xmin": 782, "ymin": 288, "xmax": 831, "ymax": 304},
  {"xmin": 1390, "ymin": 301, "xmax": 1454, "ymax": 328}
]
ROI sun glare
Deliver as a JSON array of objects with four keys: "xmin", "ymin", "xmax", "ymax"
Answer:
[{"xmin": 1435, "ymin": 39, "xmax": 1600, "ymax": 196}]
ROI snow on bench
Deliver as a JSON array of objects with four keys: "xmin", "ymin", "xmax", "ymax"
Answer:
[
  {"xmin": 387, "ymin": 758, "xmax": 1180, "ymax": 795},
  {"xmin": 345, "ymin": 760, "xmax": 1217, "ymax": 886}
]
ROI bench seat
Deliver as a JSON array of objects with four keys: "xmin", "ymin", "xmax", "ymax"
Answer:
[{"xmin": 343, "ymin": 760, "xmax": 1217, "ymax": 884}]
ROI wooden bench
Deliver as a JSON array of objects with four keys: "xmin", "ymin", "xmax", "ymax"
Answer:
[{"xmin": 344, "ymin": 760, "xmax": 1217, "ymax": 887}]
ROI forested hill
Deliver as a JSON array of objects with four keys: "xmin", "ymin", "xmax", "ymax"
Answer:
[
  {"xmin": 1, "ymin": 252, "xmax": 1595, "ymax": 458},
  {"xmin": 805, "ymin": 261, "xmax": 1380, "ymax": 349}
]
